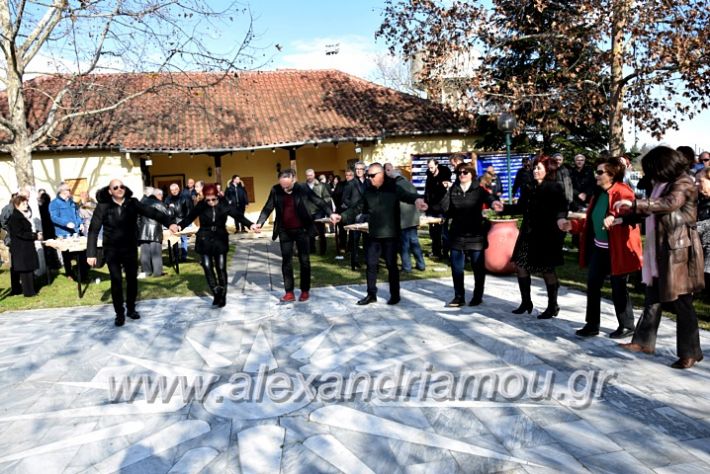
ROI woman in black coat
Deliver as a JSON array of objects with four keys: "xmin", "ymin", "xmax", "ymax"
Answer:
[
  {"xmin": 175, "ymin": 183, "xmax": 253, "ymax": 307},
  {"xmin": 511, "ymin": 156, "xmax": 569, "ymax": 318},
  {"xmin": 7, "ymin": 195, "xmax": 41, "ymax": 297},
  {"xmin": 440, "ymin": 163, "xmax": 503, "ymax": 307}
]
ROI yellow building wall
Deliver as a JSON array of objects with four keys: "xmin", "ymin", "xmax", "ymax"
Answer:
[
  {"xmin": 0, "ymin": 151, "xmax": 143, "ymax": 203},
  {"xmin": 0, "ymin": 135, "xmax": 475, "ymax": 214},
  {"xmin": 361, "ymin": 136, "xmax": 479, "ymax": 170},
  {"xmin": 146, "ymin": 144, "xmax": 360, "ymax": 221}
]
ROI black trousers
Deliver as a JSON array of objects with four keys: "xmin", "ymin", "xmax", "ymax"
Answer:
[
  {"xmin": 62, "ymin": 250, "xmax": 89, "ymax": 281},
  {"xmin": 280, "ymin": 228, "xmax": 311, "ymax": 292},
  {"xmin": 336, "ymin": 222, "xmax": 348, "ymax": 253},
  {"xmin": 585, "ymin": 246, "xmax": 635, "ymax": 331},
  {"xmin": 365, "ymin": 237, "xmax": 399, "ymax": 298},
  {"xmin": 309, "ymin": 222, "xmax": 327, "ymax": 256},
  {"xmin": 429, "ymin": 223, "xmax": 443, "ymax": 257},
  {"xmin": 11, "ymin": 269, "xmax": 35, "ymax": 296},
  {"xmin": 200, "ymin": 253, "xmax": 227, "ymax": 295},
  {"xmin": 632, "ymin": 280, "xmax": 703, "ymax": 359},
  {"xmin": 105, "ymin": 247, "xmax": 138, "ymax": 316},
  {"xmin": 350, "ymin": 230, "xmax": 368, "ymax": 266}
]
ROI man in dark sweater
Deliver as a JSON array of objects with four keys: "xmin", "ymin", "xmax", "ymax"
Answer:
[
  {"xmin": 254, "ymin": 169, "xmax": 337, "ymax": 302},
  {"xmin": 86, "ymin": 179, "xmax": 174, "ymax": 327},
  {"xmin": 339, "ymin": 163, "xmax": 427, "ymax": 305}
]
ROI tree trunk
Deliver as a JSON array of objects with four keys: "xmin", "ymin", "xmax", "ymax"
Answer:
[
  {"xmin": 9, "ymin": 141, "xmax": 34, "ymax": 188},
  {"xmin": 6, "ymin": 70, "xmax": 36, "ymax": 188},
  {"xmin": 609, "ymin": 0, "xmax": 629, "ymax": 156}
]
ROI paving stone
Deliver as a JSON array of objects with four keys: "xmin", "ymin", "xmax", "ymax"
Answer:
[{"xmin": 0, "ymin": 239, "xmax": 708, "ymax": 472}]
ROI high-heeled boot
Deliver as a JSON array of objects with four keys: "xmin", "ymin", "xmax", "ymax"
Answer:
[
  {"xmin": 512, "ymin": 276, "xmax": 533, "ymax": 314},
  {"xmin": 538, "ymin": 282, "xmax": 560, "ymax": 319}
]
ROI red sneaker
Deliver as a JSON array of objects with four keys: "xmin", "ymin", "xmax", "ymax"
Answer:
[
  {"xmin": 281, "ymin": 291, "xmax": 296, "ymax": 302},
  {"xmin": 299, "ymin": 291, "xmax": 310, "ymax": 302}
]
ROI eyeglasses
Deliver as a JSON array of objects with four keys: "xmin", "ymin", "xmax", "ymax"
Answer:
[
  {"xmin": 111, "ymin": 185, "xmax": 126, "ymax": 190},
  {"xmin": 456, "ymin": 170, "xmax": 471, "ymax": 176},
  {"xmin": 702, "ymin": 159, "xmax": 710, "ymax": 163},
  {"xmin": 595, "ymin": 169, "xmax": 606, "ymax": 176},
  {"xmin": 366, "ymin": 172, "xmax": 381, "ymax": 179},
  {"xmin": 355, "ymin": 168, "xmax": 365, "ymax": 172},
  {"xmin": 205, "ymin": 197, "xmax": 218, "ymax": 202}
]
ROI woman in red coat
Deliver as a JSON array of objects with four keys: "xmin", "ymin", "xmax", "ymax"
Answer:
[{"xmin": 558, "ymin": 157, "xmax": 642, "ymax": 338}]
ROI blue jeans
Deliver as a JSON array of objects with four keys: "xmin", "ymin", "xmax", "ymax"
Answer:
[
  {"xmin": 180, "ymin": 235, "xmax": 189, "ymax": 260},
  {"xmin": 400, "ymin": 227, "xmax": 425, "ymax": 272},
  {"xmin": 450, "ymin": 248, "xmax": 485, "ymax": 299}
]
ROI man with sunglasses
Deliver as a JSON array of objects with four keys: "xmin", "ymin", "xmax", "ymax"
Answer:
[
  {"xmin": 86, "ymin": 179, "xmax": 175, "ymax": 327},
  {"xmin": 338, "ymin": 163, "xmax": 427, "ymax": 305}
]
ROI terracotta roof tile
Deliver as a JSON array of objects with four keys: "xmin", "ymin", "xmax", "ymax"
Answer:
[{"xmin": 3, "ymin": 69, "xmax": 471, "ymax": 151}]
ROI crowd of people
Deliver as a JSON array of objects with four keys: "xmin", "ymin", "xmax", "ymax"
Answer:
[{"xmin": 1, "ymin": 145, "xmax": 708, "ymax": 369}]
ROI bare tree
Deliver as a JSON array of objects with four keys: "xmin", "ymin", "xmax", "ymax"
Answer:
[
  {"xmin": 0, "ymin": 0, "xmax": 259, "ymax": 187},
  {"xmin": 370, "ymin": 52, "xmax": 422, "ymax": 97},
  {"xmin": 377, "ymin": 0, "xmax": 710, "ymax": 155}
]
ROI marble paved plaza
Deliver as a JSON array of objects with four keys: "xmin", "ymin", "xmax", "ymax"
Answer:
[{"xmin": 0, "ymin": 238, "xmax": 709, "ymax": 473}]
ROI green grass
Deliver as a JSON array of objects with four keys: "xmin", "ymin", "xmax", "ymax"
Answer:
[{"xmin": 0, "ymin": 254, "xmax": 209, "ymax": 313}]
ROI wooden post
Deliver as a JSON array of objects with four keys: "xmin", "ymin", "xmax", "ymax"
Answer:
[
  {"xmin": 289, "ymin": 148, "xmax": 297, "ymax": 176},
  {"xmin": 213, "ymin": 154, "xmax": 223, "ymax": 186}
]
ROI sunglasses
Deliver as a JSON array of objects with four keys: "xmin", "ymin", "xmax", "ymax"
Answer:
[
  {"xmin": 205, "ymin": 197, "xmax": 218, "ymax": 202},
  {"xmin": 456, "ymin": 170, "xmax": 471, "ymax": 176},
  {"xmin": 366, "ymin": 172, "xmax": 381, "ymax": 179},
  {"xmin": 702, "ymin": 159, "xmax": 710, "ymax": 163},
  {"xmin": 595, "ymin": 169, "xmax": 606, "ymax": 176},
  {"xmin": 111, "ymin": 184, "xmax": 126, "ymax": 190}
]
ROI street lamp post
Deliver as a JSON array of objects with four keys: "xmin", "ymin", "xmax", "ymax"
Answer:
[{"xmin": 497, "ymin": 112, "xmax": 516, "ymax": 204}]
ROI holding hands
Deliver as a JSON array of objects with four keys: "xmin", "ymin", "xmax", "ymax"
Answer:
[
  {"xmin": 491, "ymin": 201, "xmax": 504, "ymax": 212},
  {"xmin": 415, "ymin": 198, "xmax": 428, "ymax": 212},
  {"xmin": 250, "ymin": 223, "xmax": 261, "ymax": 233},
  {"xmin": 557, "ymin": 218, "xmax": 571, "ymax": 232},
  {"xmin": 613, "ymin": 199, "xmax": 634, "ymax": 215}
]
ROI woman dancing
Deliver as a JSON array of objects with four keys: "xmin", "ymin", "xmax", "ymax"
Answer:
[{"xmin": 172, "ymin": 183, "xmax": 253, "ymax": 307}]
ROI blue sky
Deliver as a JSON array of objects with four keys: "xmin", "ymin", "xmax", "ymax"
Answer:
[{"xmin": 235, "ymin": 1, "xmax": 710, "ymax": 153}]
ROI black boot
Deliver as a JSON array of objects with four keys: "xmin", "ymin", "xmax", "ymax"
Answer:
[
  {"xmin": 538, "ymin": 283, "xmax": 560, "ymax": 319},
  {"xmin": 213, "ymin": 286, "xmax": 223, "ymax": 308},
  {"xmin": 512, "ymin": 276, "xmax": 533, "ymax": 314},
  {"xmin": 218, "ymin": 287, "xmax": 227, "ymax": 308}
]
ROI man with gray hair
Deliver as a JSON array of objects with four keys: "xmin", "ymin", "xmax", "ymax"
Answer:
[
  {"xmin": 137, "ymin": 187, "xmax": 169, "ymax": 278},
  {"xmin": 49, "ymin": 183, "xmax": 88, "ymax": 281},
  {"xmin": 569, "ymin": 153, "xmax": 594, "ymax": 211},
  {"xmin": 305, "ymin": 168, "xmax": 332, "ymax": 256},
  {"xmin": 342, "ymin": 161, "xmax": 368, "ymax": 270}
]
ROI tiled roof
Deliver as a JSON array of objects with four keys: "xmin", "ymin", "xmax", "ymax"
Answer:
[{"xmin": 7, "ymin": 70, "xmax": 472, "ymax": 152}]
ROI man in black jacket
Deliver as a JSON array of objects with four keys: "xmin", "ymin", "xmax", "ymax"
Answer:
[
  {"xmin": 342, "ymin": 161, "xmax": 368, "ymax": 270},
  {"xmin": 254, "ymin": 169, "xmax": 338, "ymax": 302},
  {"xmin": 164, "ymin": 183, "xmax": 193, "ymax": 261},
  {"xmin": 339, "ymin": 163, "xmax": 427, "ymax": 305},
  {"xmin": 569, "ymin": 153, "xmax": 595, "ymax": 211},
  {"xmin": 137, "ymin": 188, "xmax": 170, "ymax": 277},
  {"xmin": 86, "ymin": 180, "xmax": 174, "ymax": 326},
  {"xmin": 305, "ymin": 168, "xmax": 333, "ymax": 256},
  {"xmin": 225, "ymin": 175, "xmax": 249, "ymax": 232},
  {"xmin": 424, "ymin": 159, "xmax": 452, "ymax": 259}
]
